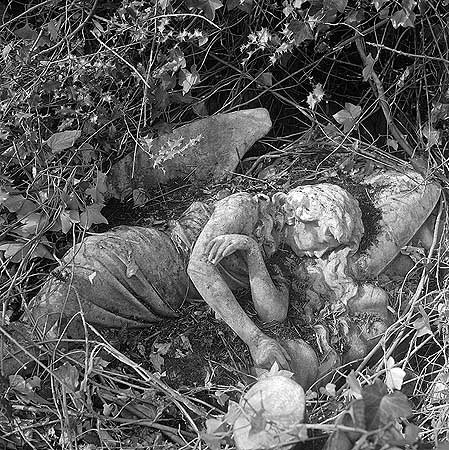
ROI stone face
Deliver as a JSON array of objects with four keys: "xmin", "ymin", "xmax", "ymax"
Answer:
[{"xmin": 107, "ymin": 108, "xmax": 272, "ymax": 199}]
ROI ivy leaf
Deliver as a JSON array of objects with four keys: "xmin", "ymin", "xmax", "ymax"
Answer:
[
  {"xmin": 324, "ymin": 0, "xmax": 347, "ymax": 13},
  {"xmin": 387, "ymin": 138, "xmax": 398, "ymax": 150},
  {"xmin": 85, "ymin": 171, "xmax": 108, "ymax": 204},
  {"xmin": 333, "ymin": 103, "xmax": 362, "ymax": 132},
  {"xmin": 404, "ymin": 423, "xmax": 420, "ymax": 444},
  {"xmin": 288, "ymin": 20, "xmax": 314, "ymax": 45},
  {"xmin": 17, "ymin": 212, "xmax": 49, "ymax": 237},
  {"xmin": 60, "ymin": 209, "xmax": 80, "ymax": 234},
  {"xmin": 306, "ymin": 83, "xmax": 325, "ymax": 110},
  {"xmin": 13, "ymin": 24, "xmax": 38, "ymax": 41},
  {"xmin": 45, "ymin": 130, "xmax": 81, "ymax": 153},
  {"xmin": 363, "ymin": 380, "xmax": 411, "ymax": 430},
  {"xmin": 362, "ymin": 54, "xmax": 375, "ymax": 81},
  {"xmin": 373, "ymin": 0, "xmax": 386, "ymax": 10},
  {"xmin": 0, "ymin": 241, "xmax": 53, "ymax": 262},
  {"xmin": 179, "ymin": 65, "xmax": 200, "ymax": 95},
  {"xmin": 413, "ymin": 306, "xmax": 432, "ymax": 337},
  {"xmin": 47, "ymin": 20, "xmax": 59, "ymax": 41},
  {"xmin": 362, "ymin": 379, "xmax": 388, "ymax": 430},
  {"xmin": 391, "ymin": 0, "xmax": 416, "ymax": 28},
  {"xmin": 345, "ymin": 9, "xmax": 365, "ymax": 25},
  {"xmin": 257, "ymin": 72, "xmax": 273, "ymax": 87},
  {"xmin": 346, "ymin": 371, "xmax": 362, "ymax": 399},
  {"xmin": 385, "ymin": 357, "xmax": 406, "ymax": 391},
  {"xmin": 185, "ymin": 0, "xmax": 223, "ymax": 21},
  {"xmin": 379, "ymin": 391, "xmax": 412, "ymax": 423},
  {"xmin": 79, "ymin": 203, "xmax": 108, "ymax": 229}
]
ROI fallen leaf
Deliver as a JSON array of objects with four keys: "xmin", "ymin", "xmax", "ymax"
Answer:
[
  {"xmin": 45, "ymin": 130, "xmax": 81, "ymax": 153},
  {"xmin": 54, "ymin": 363, "xmax": 79, "ymax": 392}
]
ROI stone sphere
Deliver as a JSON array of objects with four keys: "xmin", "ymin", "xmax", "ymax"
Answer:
[{"xmin": 233, "ymin": 375, "xmax": 306, "ymax": 450}]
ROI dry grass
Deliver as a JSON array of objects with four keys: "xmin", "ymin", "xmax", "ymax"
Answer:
[{"xmin": 1, "ymin": 0, "xmax": 448, "ymax": 448}]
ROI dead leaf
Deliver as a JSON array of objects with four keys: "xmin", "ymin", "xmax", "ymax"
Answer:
[
  {"xmin": 45, "ymin": 130, "xmax": 81, "ymax": 153},
  {"xmin": 54, "ymin": 362, "xmax": 79, "ymax": 392}
]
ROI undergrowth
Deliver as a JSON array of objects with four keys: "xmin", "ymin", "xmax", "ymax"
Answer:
[{"xmin": 0, "ymin": 0, "xmax": 449, "ymax": 448}]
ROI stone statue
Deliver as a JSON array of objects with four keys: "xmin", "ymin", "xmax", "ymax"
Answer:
[{"xmin": 2, "ymin": 168, "xmax": 441, "ymax": 390}]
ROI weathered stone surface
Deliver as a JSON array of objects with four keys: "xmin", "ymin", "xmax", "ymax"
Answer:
[
  {"xmin": 233, "ymin": 374, "xmax": 306, "ymax": 450},
  {"xmin": 107, "ymin": 108, "xmax": 272, "ymax": 199},
  {"xmin": 351, "ymin": 169, "xmax": 441, "ymax": 279}
]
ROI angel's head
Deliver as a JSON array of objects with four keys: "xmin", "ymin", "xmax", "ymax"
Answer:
[{"xmin": 276, "ymin": 184, "xmax": 364, "ymax": 258}]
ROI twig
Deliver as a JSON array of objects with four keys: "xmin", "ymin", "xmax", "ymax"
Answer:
[
  {"xmin": 37, "ymin": 0, "xmax": 99, "ymax": 57},
  {"xmin": 355, "ymin": 36, "xmax": 414, "ymax": 156},
  {"xmin": 365, "ymin": 42, "xmax": 449, "ymax": 65}
]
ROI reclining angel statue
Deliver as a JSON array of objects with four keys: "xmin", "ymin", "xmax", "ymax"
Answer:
[{"xmin": 2, "ymin": 167, "xmax": 441, "ymax": 389}]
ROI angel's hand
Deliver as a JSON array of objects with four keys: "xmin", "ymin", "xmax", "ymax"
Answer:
[
  {"xmin": 249, "ymin": 336, "xmax": 291, "ymax": 370},
  {"xmin": 206, "ymin": 234, "xmax": 258, "ymax": 265}
]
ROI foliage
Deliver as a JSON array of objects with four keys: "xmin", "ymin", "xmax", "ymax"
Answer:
[{"xmin": 0, "ymin": 0, "xmax": 448, "ymax": 448}]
